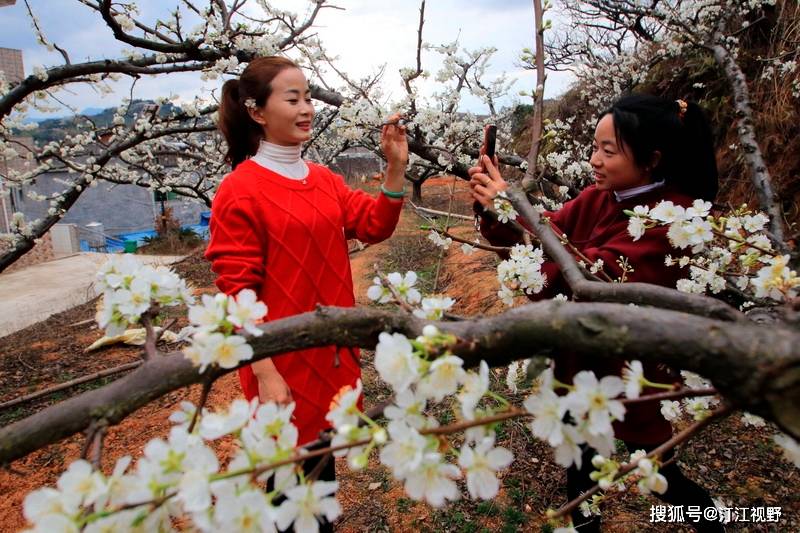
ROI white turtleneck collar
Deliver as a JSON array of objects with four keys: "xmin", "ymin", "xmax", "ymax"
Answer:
[
  {"xmin": 613, "ymin": 179, "xmax": 665, "ymax": 202},
  {"xmin": 250, "ymin": 140, "xmax": 309, "ymax": 180}
]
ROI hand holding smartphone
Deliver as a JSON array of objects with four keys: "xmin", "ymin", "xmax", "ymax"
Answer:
[{"xmin": 483, "ymin": 124, "xmax": 497, "ymax": 168}]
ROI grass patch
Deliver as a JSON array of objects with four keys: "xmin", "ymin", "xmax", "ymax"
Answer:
[
  {"xmin": 501, "ymin": 505, "xmax": 527, "ymax": 532},
  {"xmin": 396, "ymin": 497, "xmax": 413, "ymax": 514},
  {"xmin": 476, "ymin": 500, "xmax": 500, "ymax": 517},
  {"xmin": 380, "ymin": 231, "xmax": 441, "ymax": 294}
]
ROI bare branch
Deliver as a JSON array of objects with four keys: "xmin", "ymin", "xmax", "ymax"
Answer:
[
  {"xmin": 0, "ymin": 361, "xmax": 142, "ymax": 412},
  {"xmin": 96, "ymin": 0, "xmax": 200, "ymax": 54},
  {"xmin": 408, "ymin": 200, "xmax": 473, "ymax": 221},
  {"xmin": 620, "ymin": 387, "xmax": 717, "ymax": 405},
  {"xmin": 522, "ymin": 0, "xmax": 547, "ymax": 188}
]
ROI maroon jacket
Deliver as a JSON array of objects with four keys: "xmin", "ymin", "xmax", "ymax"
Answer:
[{"xmin": 478, "ymin": 185, "xmax": 694, "ymax": 444}]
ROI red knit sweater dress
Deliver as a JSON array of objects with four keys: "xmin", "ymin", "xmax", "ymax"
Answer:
[
  {"xmin": 479, "ymin": 184, "xmax": 694, "ymax": 444},
  {"xmin": 206, "ymin": 160, "xmax": 403, "ymax": 445}
]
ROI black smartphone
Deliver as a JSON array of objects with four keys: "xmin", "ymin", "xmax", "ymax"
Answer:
[{"xmin": 484, "ymin": 124, "xmax": 497, "ymax": 160}]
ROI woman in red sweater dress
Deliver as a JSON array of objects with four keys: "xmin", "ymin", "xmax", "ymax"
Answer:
[
  {"xmin": 205, "ymin": 57, "xmax": 407, "ymax": 496},
  {"xmin": 469, "ymin": 95, "xmax": 723, "ymax": 532}
]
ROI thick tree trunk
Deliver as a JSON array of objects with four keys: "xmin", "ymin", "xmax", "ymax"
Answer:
[{"xmin": 412, "ymin": 179, "xmax": 423, "ymax": 203}]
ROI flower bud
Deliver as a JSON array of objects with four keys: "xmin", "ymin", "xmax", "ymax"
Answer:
[
  {"xmin": 422, "ymin": 324, "xmax": 439, "ymax": 338},
  {"xmin": 373, "ymin": 428, "xmax": 388, "ymax": 445}
]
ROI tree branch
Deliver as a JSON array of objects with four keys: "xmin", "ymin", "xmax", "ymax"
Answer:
[
  {"xmin": 505, "ymin": 186, "xmax": 747, "ymax": 322},
  {"xmin": 0, "ymin": 361, "xmax": 142, "ymax": 412},
  {"xmin": 710, "ymin": 31, "xmax": 787, "ymax": 249},
  {"xmin": 1, "ymin": 301, "xmax": 799, "ymax": 465},
  {"xmin": 522, "ymin": 0, "xmax": 547, "ymax": 188}
]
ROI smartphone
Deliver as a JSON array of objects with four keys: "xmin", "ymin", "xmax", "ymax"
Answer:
[{"xmin": 484, "ymin": 124, "xmax": 497, "ymax": 160}]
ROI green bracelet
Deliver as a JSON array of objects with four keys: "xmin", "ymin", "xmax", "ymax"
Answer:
[{"xmin": 380, "ymin": 184, "xmax": 406, "ymax": 198}]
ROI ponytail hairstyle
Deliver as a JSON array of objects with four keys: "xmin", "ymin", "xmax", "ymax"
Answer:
[
  {"xmin": 218, "ymin": 56, "xmax": 299, "ymax": 169},
  {"xmin": 600, "ymin": 94, "xmax": 719, "ymax": 201}
]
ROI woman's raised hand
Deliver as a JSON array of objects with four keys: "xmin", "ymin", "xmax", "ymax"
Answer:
[
  {"xmin": 469, "ymin": 154, "xmax": 508, "ymax": 208},
  {"xmin": 380, "ymin": 112, "xmax": 409, "ymax": 169}
]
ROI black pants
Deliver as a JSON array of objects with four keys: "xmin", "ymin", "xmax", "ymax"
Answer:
[
  {"xmin": 267, "ymin": 446, "xmax": 336, "ymax": 532},
  {"xmin": 567, "ymin": 441, "xmax": 724, "ymax": 532}
]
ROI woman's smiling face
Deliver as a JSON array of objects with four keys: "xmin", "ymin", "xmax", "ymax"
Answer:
[
  {"xmin": 251, "ymin": 67, "xmax": 315, "ymax": 146},
  {"xmin": 589, "ymin": 114, "xmax": 652, "ymax": 192}
]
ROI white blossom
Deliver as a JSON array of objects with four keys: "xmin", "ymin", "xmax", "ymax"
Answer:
[
  {"xmin": 374, "ymin": 332, "xmax": 421, "ymax": 393},
  {"xmin": 741, "ymin": 412, "xmax": 766, "ymax": 428},
  {"xmin": 458, "ymin": 360, "xmax": 490, "ymax": 419},
  {"xmin": 274, "ymin": 481, "xmax": 341, "ymax": 533},
  {"xmin": 413, "ymin": 296, "xmax": 456, "ymax": 320},
  {"xmin": 458, "ymin": 437, "xmax": 514, "ymax": 499},
  {"xmin": 199, "ymin": 398, "xmax": 256, "ymax": 440},
  {"xmin": 379, "ymin": 421, "xmax": 430, "ymax": 478},
  {"xmin": 185, "ymin": 332, "xmax": 253, "ymax": 372},
  {"xmin": 660, "ymin": 400, "xmax": 682, "ymax": 422},
  {"xmin": 493, "ymin": 192, "xmax": 518, "ymax": 223},
  {"xmin": 402, "ymin": 452, "xmax": 461, "ymax": 507},
  {"xmin": 621, "ymin": 360, "xmax": 645, "ymax": 399},
  {"xmin": 417, "ymin": 355, "xmax": 466, "ymax": 401},
  {"xmin": 325, "ymin": 379, "xmax": 363, "ymax": 430},
  {"xmin": 774, "ymin": 433, "xmax": 800, "ymax": 468},
  {"xmin": 627, "ymin": 216, "xmax": 647, "ymax": 241},
  {"xmin": 524, "ymin": 387, "xmax": 568, "ymax": 446},
  {"xmin": 632, "ymin": 453, "xmax": 668, "ymax": 495},
  {"xmin": 650, "ymin": 201, "xmax": 685, "ymax": 223},
  {"xmin": 226, "ymin": 289, "xmax": 267, "ymax": 336},
  {"xmin": 427, "ymin": 230, "xmax": 453, "ymax": 250},
  {"xmin": 565, "ymin": 371, "xmax": 625, "ymax": 438}
]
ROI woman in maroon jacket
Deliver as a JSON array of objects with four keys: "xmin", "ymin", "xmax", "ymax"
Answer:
[{"xmin": 469, "ymin": 95, "xmax": 723, "ymax": 532}]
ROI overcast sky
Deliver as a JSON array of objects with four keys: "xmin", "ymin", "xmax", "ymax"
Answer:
[{"xmin": 0, "ymin": 0, "xmax": 575, "ymax": 117}]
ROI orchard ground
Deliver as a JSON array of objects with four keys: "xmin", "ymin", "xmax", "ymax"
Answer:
[{"xmin": 0, "ymin": 177, "xmax": 797, "ymax": 532}]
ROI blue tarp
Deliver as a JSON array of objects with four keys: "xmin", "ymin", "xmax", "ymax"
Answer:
[{"xmin": 80, "ymin": 223, "xmax": 209, "ymax": 253}]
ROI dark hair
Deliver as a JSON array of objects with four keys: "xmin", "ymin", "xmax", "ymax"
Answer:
[
  {"xmin": 218, "ymin": 56, "xmax": 299, "ymax": 169},
  {"xmin": 600, "ymin": 94, "xmax": 718, "ymax": 201}
]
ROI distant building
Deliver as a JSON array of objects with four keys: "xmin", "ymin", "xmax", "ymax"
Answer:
[
  {"xmin": 0, "ymin": 47, "xmax": 23, "ymax": 83},
  {"xmin": 330, "ymin": 146, "xmax": 383, "ymax": 183},
  {"xmin": 15, "ymin": 169, "xmax": 205, "ymax": 239},
  {"xmin": 0, "ymin": 9, "xmax": 206, "ymax": 250},
  {"xmin": 0, "ymin": 41, "xmax": 26, "ymax": 233}
]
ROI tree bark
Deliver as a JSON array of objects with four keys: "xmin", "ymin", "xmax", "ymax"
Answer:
[
  {"xmin": 522, "ymin": 0, "xmax": 547, "ymax": 189},
  {"xmin": 711, "ymin": 33, "xmax": 786, "ymax": 248},
  {"xmin": 1, "ymin": 302, "xmax": 799, "ymax": 465},
  {"xmin": 412, "ymin": 179, "xmax": 423, "ymax": 203}
]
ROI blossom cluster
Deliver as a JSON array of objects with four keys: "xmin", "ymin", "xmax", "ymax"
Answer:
[
  {"xmin": 23, "ymin": 399, "xmax": 339, "ymax": 533},
  {"xmin": 327, "ymin": 326, "xmax": 515, "ymax": 505},
  {"xmin": 658, "ymin": 371, "xmax": 720, "ymax": 422},
  {"xmin": 184, "ymin": 289, "xmax": 267, "ymax": 372},
  {"xmin": 627, "ymin": 201, "xmax": 799, "ymax": 301},
  {"xmin": 427, "ymin": 229, "xmax": 453, "ymax": 250},
  {"xmin": 95, "ymin": 254, "xmax": 194, "ymax": 336},
  {"xmin": 26, "ymin": 255, "xmax": 800, "ymax": 532},
  {"xmin": 524, "ymin": 368, "xmax": 626, "ymax": 467},
  {"xmin": 493, "ymin": 191, "xmax": 519, "ymax": 224},
  {"xmin": 366, "ymin": 271, "xmax": 456, "ymax": 320},
  {"xmin": 496, "ymin": 244, "xmax": 548, "ymax": 306}
]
